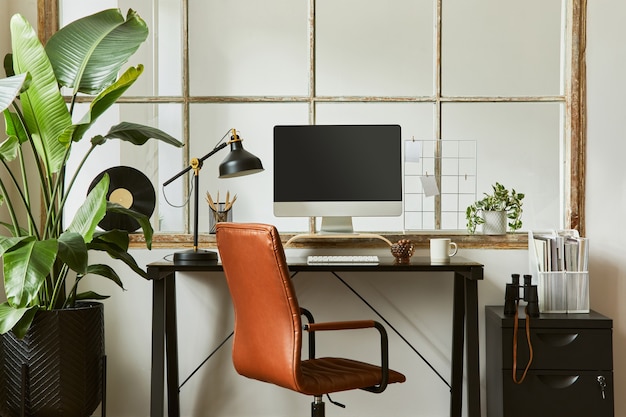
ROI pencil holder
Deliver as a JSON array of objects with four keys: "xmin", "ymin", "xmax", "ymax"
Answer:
[{"xmin": 209, "ymin": 203, "xmax": 232, "ymax": 234}]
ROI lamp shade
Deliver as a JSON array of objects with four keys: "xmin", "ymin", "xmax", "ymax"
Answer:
[{"xmin": 219, "ymin": 139, "xmax": 264, "ymax": 178}]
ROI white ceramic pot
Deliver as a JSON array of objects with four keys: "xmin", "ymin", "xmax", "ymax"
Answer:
[{"xmin": 482, "ymin": 210, "xmax": 507, "ymax": 235}]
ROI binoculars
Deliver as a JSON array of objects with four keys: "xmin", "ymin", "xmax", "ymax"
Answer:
[{"xmin": 504, "ymin": 274, "xmax": 539, "ymax": 317}]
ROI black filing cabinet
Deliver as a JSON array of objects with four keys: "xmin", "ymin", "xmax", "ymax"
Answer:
[{"xmin": 485, "ymin": 305, "xmax": 614, "ymax": 417}]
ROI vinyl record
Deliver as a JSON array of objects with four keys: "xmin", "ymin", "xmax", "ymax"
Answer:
[{"xmin": 88, "ymin": 166, "xmax": 156, "ymax": 232}]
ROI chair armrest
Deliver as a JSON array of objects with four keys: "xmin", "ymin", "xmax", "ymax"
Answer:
[
  {"xmin": 304, "ymin": 320, "xmax": 376, "ymax": 332},
  {"xmin": 300, "ymin": 308, "xmax": 316, "ymax": 359},
  {"xmin": 304, "ymin": 320, "xmax": 390, "ymax": 393}
]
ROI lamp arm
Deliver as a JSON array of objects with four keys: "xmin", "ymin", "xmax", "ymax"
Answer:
[
  {"xmin": 163, "ymin": 141, "xmax": 229, "ymax": 187},
  {"xmin": 197, "ymin": 140, "xmax": 229, "ymax": 166}
]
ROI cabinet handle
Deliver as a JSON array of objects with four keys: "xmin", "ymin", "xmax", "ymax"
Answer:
[
  {"xmin": 597, "ymin": 375, "xmax": 607, "ymax": 400},
  {"xmin": 536, "ymin": 332, "xmax": 579, "ymax": 347},
  {"xmin": 537, "ymin": 375, "xmax": 579, "ymax": 388}
]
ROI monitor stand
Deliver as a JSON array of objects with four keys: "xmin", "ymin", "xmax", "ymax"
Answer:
[{"xmin": 320, "ymin": 216, "xmax": 354, "ymax": 234}]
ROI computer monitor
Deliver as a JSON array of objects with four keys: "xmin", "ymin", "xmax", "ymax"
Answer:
[{"xmin": 273, "ymin": 124, "xmax": 403, "ymax": 233}]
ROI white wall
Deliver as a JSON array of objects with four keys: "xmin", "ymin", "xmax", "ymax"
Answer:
[
  {"xmin": 0, "ymin": 0, "xmax": 36, "ymax": 55},
  {"xmin": 0, "ymin": 2, "xmax": 7, "ymax": 58},
  {"xmin": 586, "ymin": 0, "xmax": 626, "ymax": 414},
  {"xmin": 1, "ymin": 2, "xmax": 625, "ymax": 416}
]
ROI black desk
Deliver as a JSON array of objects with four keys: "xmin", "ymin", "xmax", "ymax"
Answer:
[{"xmin": 146, "ymin": 256, "xmax": 484, "ymax": 417}]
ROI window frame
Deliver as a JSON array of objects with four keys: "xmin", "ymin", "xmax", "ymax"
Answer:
[{"xmin": 40, "ymin": 0, "xmax": 587, "ymax": 249}]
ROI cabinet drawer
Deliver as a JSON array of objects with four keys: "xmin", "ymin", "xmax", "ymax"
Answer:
[
  {"xmin": 502, "ymin": 328, "xmax": 612, "ymax": 370},
  {"xmin": 499, "ymin": 370, "xmax": 614, "ymax": 417}
]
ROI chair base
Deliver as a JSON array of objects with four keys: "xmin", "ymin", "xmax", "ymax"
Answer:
[{"xmin": 311, "ymin": 396, "xmax": 325, "ymax": 417}]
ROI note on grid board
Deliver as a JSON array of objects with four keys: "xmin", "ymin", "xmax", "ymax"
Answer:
[{"xmin": 403, "ymin": 140, "xmax": 477, "ymax": 231}]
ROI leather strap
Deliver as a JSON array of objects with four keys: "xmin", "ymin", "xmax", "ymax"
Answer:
[{"xmin": 512, "ymin": 302, "xmax": 534, "ymax": 384}]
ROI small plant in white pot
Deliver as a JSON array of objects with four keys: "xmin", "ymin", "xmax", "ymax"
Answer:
[{"xmin": 466, "ymin": 182, "xmax": 524, "ymax": 234}]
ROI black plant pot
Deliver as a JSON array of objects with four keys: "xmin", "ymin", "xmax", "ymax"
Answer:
[{"xmin": 0, "ymin": 302, "xmax": 105, "ymax": 417}]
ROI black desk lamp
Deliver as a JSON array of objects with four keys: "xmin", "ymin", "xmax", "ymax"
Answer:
[{"xmin": 163, "ymin": 128, "xmax": 263, "ymax": 263}]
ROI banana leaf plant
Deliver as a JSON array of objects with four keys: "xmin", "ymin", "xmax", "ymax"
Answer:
[{"xmin": 0, "ymin": 9, "xmax": 183, "ymax": 337}]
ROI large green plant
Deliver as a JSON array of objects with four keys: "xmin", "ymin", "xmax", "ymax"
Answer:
[{"xmin": 0, "ymin": 9, "xmax": 183, "ymax": 337}]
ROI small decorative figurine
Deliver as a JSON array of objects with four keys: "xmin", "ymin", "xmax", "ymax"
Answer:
[{"xmin": 391, "ymin": 239, "xmax": 415, "ymax": 264}]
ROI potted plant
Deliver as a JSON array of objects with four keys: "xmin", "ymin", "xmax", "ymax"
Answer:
[
  {"xmin": 465, "ymin": 182, "xmax": 524, "ymax": 234},
  {"xmin": 0, "ymin": 9, "xmax": 182, "ymax": 416}
]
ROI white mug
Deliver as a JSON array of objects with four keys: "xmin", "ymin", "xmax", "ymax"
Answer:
[{"xmin": 430, "ymin": 238, "xmax": 458, "ymax": 263}]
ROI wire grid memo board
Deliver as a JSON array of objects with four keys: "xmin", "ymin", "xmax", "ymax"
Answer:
[{"xmin": 404, "ymin": 140, "xmax": 477, "ymax": 231}]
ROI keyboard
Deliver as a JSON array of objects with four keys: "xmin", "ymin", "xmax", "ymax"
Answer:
[{"xmin": 306, "ymin": 255, "xmax": 380, "ymax": 266}]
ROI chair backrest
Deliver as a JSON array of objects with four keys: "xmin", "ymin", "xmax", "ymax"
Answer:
[{"xmin": 216, "ymin": 222, "xmax": 303, "ymax": 391}]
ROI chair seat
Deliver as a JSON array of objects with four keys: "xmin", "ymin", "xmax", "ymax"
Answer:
[{"xmin": 299, "ymin": 357, "xmax": 406, "ymax": 396}]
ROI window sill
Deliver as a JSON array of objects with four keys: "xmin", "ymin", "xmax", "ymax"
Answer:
[{"xmin": 130, "ymin": 231, "xmax": 528, "ymax": 250}]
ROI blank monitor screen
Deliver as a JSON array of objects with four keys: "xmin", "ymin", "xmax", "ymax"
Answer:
[{"xmin": 273, "ymin": 124, "xmax": 402, "ymax": 232}]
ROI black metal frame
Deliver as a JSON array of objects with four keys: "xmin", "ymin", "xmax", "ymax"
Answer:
[{"xmin": 146, "ymin": 256, "xmax": 484, "ymax": 417}]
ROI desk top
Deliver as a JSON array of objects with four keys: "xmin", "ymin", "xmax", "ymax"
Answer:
[{"xmin": 146, "ymin": 256, "xmax": 484, "ymax": 281}]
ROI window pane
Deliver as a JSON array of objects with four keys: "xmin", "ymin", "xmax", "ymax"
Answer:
[
  {"xmin": 155, "ymin": 104, "xmax": 185, "ymax": 232},
  {"xmin": 316, "ymin": 0, "xmax": 434, "ymax": 96},
  {"xmin": 189, "ymin": 103, "xmax": 309, "ymax": 233},
  {"xmin": 64, "ymin": 103, "xmax": 184, "ymax": 232},
  {"xmin": 315, "ymin": 102, "xmax": 433, "ymax": 137},
  {"xmin": 57, "ymin": 0, "xmax": 577, "ymax": 238},
  {"xmin": 61, "ymin": 0, "xmax": 182, "ymax": 97},
  {"xmin": 154, "ymin": 0, "xmax": 184, "ymax": 96},
  {"xmin": 121, "ymin": 0, "xmax": 183, "ymax": 96},
  {"xmin": 442, "ymin": 102, "xmax": 562, "ymax": 231},
  {"xmin": 189, "ymin": 0, "xmax": 309, "ymax": 96},
  {"xmin": 315, "ymin": 102, "xmax": 434, "ymax": 231},
  {"xmin": 442, "ymin": 0, "xmax": 564, "ymax": 96},
  {"xmin": 60, "ymin": 0, "xmax": 118, "ymax": 24}
]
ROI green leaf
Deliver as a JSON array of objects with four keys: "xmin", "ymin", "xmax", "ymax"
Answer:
[
  {"xmin": 11, "ymin": 307, "xmax": 38, "ymax": 338},
  {"xmin": 11, "ymin": 306, "xmax": 38, "ymax": 338},
  {"xmin": 3, "ymin": 53, "xmax": 14, "ymax": 77},
  {"xmin": 0, "ymin": 130, "xmax": 20, "ymax": 162},
  {"xmin": 104, "ymin": 121, "xmax": 183, "ymax": 148},
  {"xmin": 45, "ymin": 8, "xmax": 149, "ymax": 96},
  {"xmin": 0, "ymin": 235, "xmax": 27, "ymax": 255},
  {"xmin": 75, "ymin": 291, "xmax": 110, "ymax": 301},
  {"xmin": 92, "ymin": 229, "xmax": 129, "ymax": 252},
  {"xmin": 0, "ymin": 303, "xmax": 37, "ymax": 336},
  {"xmin": 3, "ymin": 108, "xmax": 29, "ymax": 146},
  {"xmin": 57, "ymin": 231, "xmax": 88, "ymax": 274},
  {"xmin": 105, "ymin": 202, "xmax": 154, "ymax": 249},
  {"xmin": 86, "ymin": 263, "xmax": 124, "ymax": 289},
  {"xmin": 66, "ymin": 174, "xmax": 109, "ymax": 243},
  {"xmin": 61, "ymin": 65, "xmax": 143, "ymax": 144},
  {"xmin": 0, "ymin": 221, "xmax": 28, "ymax": 238},
  {"xmin": 2, "ymin": 238, "xmax": 57, "ymax": 308},
  {"xmin": 0, "ymin": 73, "xmax": 26, "ymax": 113},
  {"xmin": 10, "ymin": 14, "xmax": 72, "ymax": 174},
  {"xmin": 87, "ymin": 238, "xmax": 147, "ymax": 279},
  {"xmin": 90, "ymin": 135, "xmax": 106, "ymax": 146}
]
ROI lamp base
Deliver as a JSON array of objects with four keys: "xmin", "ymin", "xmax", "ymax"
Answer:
[{"xmin": 173, "ymin": 249, "xmax": 218, "ymax": 264}]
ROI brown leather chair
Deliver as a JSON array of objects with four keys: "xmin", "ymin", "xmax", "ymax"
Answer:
[{"xmin": 215, "ymin": 222, "xmax": 406, "ymax": 417}]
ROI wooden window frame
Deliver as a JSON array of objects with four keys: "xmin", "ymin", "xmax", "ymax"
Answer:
[{"xmin": 40, "ymin": 0, "xmax": 587, "ymax": 249}]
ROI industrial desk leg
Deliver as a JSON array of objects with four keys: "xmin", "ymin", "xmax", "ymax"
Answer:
[
  {"xmin": 150, "ymin": 273, "xmax": 181, "ymax": 417},
  {"xmin": 450, "ymin": 274, "xmax": 465, "ymax": 417},
  {"xmin": 450, "ymin": 274, "xmax": 481, "ymax": 417},
  {"xmin": 450, "ymin": 274, "xmax": 480, "ymax": 417},
  {"xmin": 464, "ymin": 277, "xmax": 481, "ymax": 417},
  {"xmin": 150, "ymin": 277, "xmax": 166, "ymax": 417},
  {"xmin": 165, "ymin": 275, "xmax": 180, "ymax": 417}
]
